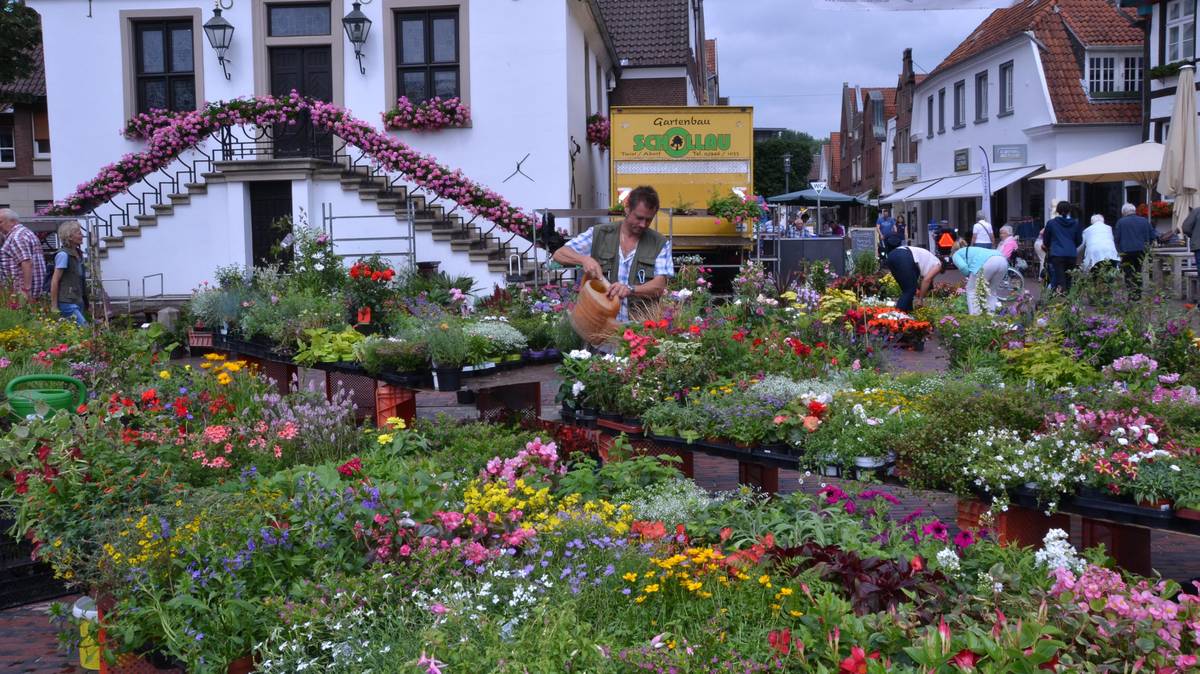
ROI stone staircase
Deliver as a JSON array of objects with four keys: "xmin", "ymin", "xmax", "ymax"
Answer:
[{"xmin": 96, "ymin": 159, "xmax": 542, "ymax": 282}]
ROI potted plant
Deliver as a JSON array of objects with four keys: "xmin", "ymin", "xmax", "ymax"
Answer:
[
  {"xmin": 427, "ymin": 321, "xmax": 469, "ymax": 391},
  {"xmin": 354, "ymin": 334, "xmax": 429, "ymax": 386},
  {"xmin": 1131, "ymin": 460, "xmax": 1177, "ymax": 512}
]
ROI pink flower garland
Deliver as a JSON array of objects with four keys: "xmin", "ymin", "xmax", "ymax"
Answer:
[
  {"xmin": 51, "ymin": 92, "xmax": 539, "ymax": 235},
  {"xmin": 382, "ymin": 96, "xmax": 471, "ymax": 131}
]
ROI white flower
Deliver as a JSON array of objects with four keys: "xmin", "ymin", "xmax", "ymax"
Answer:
[
  {"xmin": 566, "ymin": 349, "xmax": 592, "ymax": 360},
  {"xmin": 936, "ymin": 548, "xmax": 960, "ymax": 572},
  {"xmin": 1171, "ymin": 464, "xmax": 1182, "ymax": 472},
  {"xmin": 313, "ymin": 263, "xmax": 325, "ymax": 271},
  {"xmin": 571, "ymin": 381, "xmax": 585, "ymax": 397},
  {"xmin": 674, "ymin": 288, "xmax": 693, "ymax": 300},
  {"xmin": 1147, "ymin": 431, "xmax": 1159, "ymax": 445}
]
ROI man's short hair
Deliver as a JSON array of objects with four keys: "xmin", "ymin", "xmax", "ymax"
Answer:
[
  {"xmin": 999, "ymin": 224, "xmax": 1013, "ymax": 237},
  {"xmin": 883, "ymin": 233, "xmax": 904, "ymax": 251},
  {"xmin": 0, "ymin": 208, "xmax": 18, "ymax": 224},
  {"xmin": 626, "ymin": 186, "xmax": 660, "ymax": 212},
  {"xmin": 57, "ymin": 219, "xmax": 82, "ymax": 242},
  {"xmin": 976, "ymin": 210, "xmax": 987, "ymax": 221},
  {"xmin": 1056, "ymin": 201, "xmax": 1072, "ymax": 216},
  {"xmin": 1121, "ymin": 203, "xmax": 1137, "ymax": 216}
]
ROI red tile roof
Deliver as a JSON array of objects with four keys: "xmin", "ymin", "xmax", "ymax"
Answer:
[
  {"xmin": 596, "ymin": 0, "xmax": 691, "ymax": 67},
  {"xmin": 928, "ymin": 0, "xmax": 1141, "ymax": 125}
]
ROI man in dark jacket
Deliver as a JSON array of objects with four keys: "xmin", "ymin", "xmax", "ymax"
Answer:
[
  {"xmin": 1042, "ymin": 201, "xmax": 1082, "ymax": 293},
  {"xmin": 1113, "ymin": 203, "xmax": 1155, "ymax": 298}
]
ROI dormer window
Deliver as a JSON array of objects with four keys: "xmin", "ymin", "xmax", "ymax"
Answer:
[{"xmin": 1087, "ymin": 52, "xmax": 1141, "ymax": 99}]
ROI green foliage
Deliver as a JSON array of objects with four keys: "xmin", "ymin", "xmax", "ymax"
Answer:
[
  {"xmin": 294, "ymin": 327, "xmax": 365, "ymax": 366},
  {"xmin": 354, "ymin": 333, "xmax": 429, "ymax": 374},
  {"xmin": 753, "ymin": 130, "xmax": 816, "ymax": 198},
  {"xmin": 0, "ymin": 1, "xmax": 41, "ymax": 87},
  {"xmin": 239, "ymin": 288, "xmax": 346, "ymax": 350},
  {"xmin": 426, "ymin": 320, "xmax": 469, "ymax": 367},
  {"xmin": 1001, "ymin": 341, "xmax": 1099, "ymax": 388}
]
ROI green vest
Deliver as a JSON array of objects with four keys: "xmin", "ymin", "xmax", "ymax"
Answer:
[
  {"xmin": 590, "ymin": 223, "xmax": 666, "ymax": 317},
  {"xmin": 53, "ymin": 246, "xmax": 86, "ymax": 305}
]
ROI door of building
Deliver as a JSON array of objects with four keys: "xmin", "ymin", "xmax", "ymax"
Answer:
[
  {"xmin": 269, "ymin": 46, "xmax": 333, "ymax": 158},
  {"xmin": 249, "ymin": 181, "xmax": 294, "ymax": 268}
]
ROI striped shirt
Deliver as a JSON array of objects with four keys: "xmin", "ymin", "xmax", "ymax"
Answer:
[{"xmin": 0, "ymin": 224, "xmax": 47, "ymax": 297}]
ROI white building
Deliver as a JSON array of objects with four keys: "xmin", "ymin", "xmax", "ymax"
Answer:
[
  {"xmin": 886, "ymin": 0, "xmax": 1144, "ymax": 243},
  {"xmin": 1132, "ymin": 0, "xmax": 1195, "ymax": 143},
  {"xmin": 31, "ymin": 0, "xmax": 625, "ymax": 296}
]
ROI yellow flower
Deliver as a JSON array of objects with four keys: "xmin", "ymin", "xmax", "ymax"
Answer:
[
  {"xmin": 789, "ymin": 610, "xmax": 804, "ymax": 618},
  {"xmin": 158, "ymin": 370, "xmax": 171, "ymax": 380},
  {"xmin": 779, "ymin": 587, "xmax": 794, "ymax": 596},
  {"xmin": 377, "ymin": 433, "xmax": 395, "ymax": 445},
  {"xmin": 200, "ymin": 363, "xmax": 212, "ymax": 370},
  {"xmin": 203, "ymin": 353, "xmax": 226, "ymax": 361},
  {"xmin": 216, "ymin": 372, "xmax": 233, "ymax": 386},
  {"xmin": 622, "ymin": 572, "xmax": 639, "ymax": 582},
  {"xmin": 386, "ymin": 416, "xmax": 407, "ymax": 430},
  {"xmin": 758, "ymin": 574, "xmax": 772, "ymax": 588},
  {"xmin": 634, "ymin": 595, "xmax": 646, "ymax": 604},
  {"xmin": 644, "ymin": 584, "xmax": 660, "ymax": 593},
  {"xmin": 223, "ymin": 361, "xmax": 243, "ymax": 372}
]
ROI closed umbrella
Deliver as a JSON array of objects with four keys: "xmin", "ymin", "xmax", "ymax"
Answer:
[{"xmin": 1158, "ymin": 64, "xmax": 1200, "ymax": 233}]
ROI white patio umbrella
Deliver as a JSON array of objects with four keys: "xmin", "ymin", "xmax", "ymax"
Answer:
[
  {"xmin": 1158, "ymin": 64, "xmax": 1200, "ymax": 233},
  {"xmin": 1035, "ymin": 141, "xmax": 1163, "ymax": 219}
]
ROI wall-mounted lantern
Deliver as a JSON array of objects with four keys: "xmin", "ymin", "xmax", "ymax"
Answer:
[
  {"xmin": 342, "ymin": 1, "xmax": 373, "ymax": 75},
  {"xmin": 204, "ymin": 0, "xmax": 236, "ymax": 80}
]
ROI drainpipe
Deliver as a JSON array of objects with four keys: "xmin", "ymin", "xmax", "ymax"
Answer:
[{"xmin": 1141, "ymin": 11, "xmax": 1151, "ymax": 141}]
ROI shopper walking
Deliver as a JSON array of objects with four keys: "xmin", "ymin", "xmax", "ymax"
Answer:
[
  {"xmin": 951, "ymin": 242, "xmax": 1007, "ymax": 315},
  {"xmin": 1079, "ymin": 214, "xmax": 1120, "ymax": 274},
  {"xmin": 1042, "ymin": 201, "xmax": 1082, "ymax": 293},
  {"xmin": 48, "ymin": 220, "xmax": 87, "ymax": 325},
  {"xmin": 0, "ymin": 208, "xmax": 47, "ymax": 300},
  {"xmin": 1180, "ymin": 206, "xmax": 1200, "ymax": 285},
  {"xmin": 1114, "ymin": 203, "xmax": 1155, "ymax": 298}
]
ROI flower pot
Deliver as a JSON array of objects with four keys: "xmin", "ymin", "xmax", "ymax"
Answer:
[
  {"xmin": 599, "ymin": 411, "xmax": 622, "ymax": 422},
  {"xmin": 187, "ymin": 330, "xmax": 214, "ymax": 348},
  {"xmin": 1136, "ymin": 498, "xmax": 1172, "ymax": 511},
  {"xmin": 853, "ymin": 453, "xmax": 894, "ymax": 469},
  {"xmin": 545, "ymin": 347, "xmax": 561, "ymax": 361},
  {"xmin": 1176, "ymin": 507, "xmax": 1200, "ymax": 521},
  {"xmin": 529, "ymin": 349, "xmax": 548, "ymax": 361},
  {"xmin": 456, "ymin": 389, "xmax": 476, "ymax": 405},
  {"xmin": 434, "ymin": 366, "xmax": 463, "ymax": 392},
  {"xmin": 560, "ymin": 407, "xmax": 576, "ymax": 423},
  {"xmin": 397, "ymin": 371, "xmax": 425, "ymax": 388},
  {"xmin": 416, "ymin": 260, "xmax": 441, "ymax": 278},
  {"xmin": 227, "ymin": 655, "xmax": 255, "ymax": 674}
]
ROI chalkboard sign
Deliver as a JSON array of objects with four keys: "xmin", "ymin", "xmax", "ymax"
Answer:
[{"xmin": 849, "ymin": 227, "xmax": 877, "ymax": 255}]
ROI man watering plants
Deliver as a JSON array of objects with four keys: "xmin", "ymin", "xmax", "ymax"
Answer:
[{"xmin": 553, "ymin": 185, "xmax": 675, "ymax": 322}]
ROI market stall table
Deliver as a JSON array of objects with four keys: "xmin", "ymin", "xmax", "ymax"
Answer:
[{"xmin": 1149, "ymin": 248, "xmax": 1195, "ymax": 298}]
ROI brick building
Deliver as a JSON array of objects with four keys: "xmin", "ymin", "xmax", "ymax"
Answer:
[
  {"xmin": 837, "ymin": 83, "xmax": 895, "ymax": 224},
  {"xmin": 597, "ymin": 0, "xmax": 715, "ymax": 106},
  {"xmin": 0, "ymin": 45, "xmax": 53, "ymax": 217}
]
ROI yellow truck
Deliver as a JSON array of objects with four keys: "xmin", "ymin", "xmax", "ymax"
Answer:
[{"xmin": 609, "ymin": 106, "xmax": 754, "ymax": 244}]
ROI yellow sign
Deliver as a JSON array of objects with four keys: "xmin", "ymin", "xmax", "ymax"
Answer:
[{"xmin": 610, "ymin": 106, "xmax": 753, "ymax": 241}]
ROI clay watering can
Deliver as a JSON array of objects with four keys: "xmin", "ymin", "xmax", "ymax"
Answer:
[{"xmin": 569, "ymin": 276, "xmax": 620, "ymax": 346}]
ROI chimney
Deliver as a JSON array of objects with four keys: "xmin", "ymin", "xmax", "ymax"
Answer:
[{"xmin": 902, "ymin": 48, "xmax": 913, "ymax": 81}]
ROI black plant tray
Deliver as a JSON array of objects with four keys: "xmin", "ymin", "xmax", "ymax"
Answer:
[
  {"xmin": 646, "ymin": 434, "xmax": 800, "ymax": 469},
  {"xmin": 1071, "ymin": 491, "xmax": 1174, "ymax": 522}
]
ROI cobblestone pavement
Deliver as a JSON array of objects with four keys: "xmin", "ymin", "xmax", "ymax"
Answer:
[{"xmin": 0, "ymin": 597, "xmax": 77, "ymax": 673}]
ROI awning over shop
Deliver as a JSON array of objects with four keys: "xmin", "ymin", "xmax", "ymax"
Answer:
[
  {"xmin": 880, "ymin": 165, "xmax": 1043, "ymax": 203},
  {"xmin": 881, "ymin": 179, "xmax": 937, "ymax": 204}
]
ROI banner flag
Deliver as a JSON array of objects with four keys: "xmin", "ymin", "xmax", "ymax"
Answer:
[
  {"xmin": 978, "ymin": 145, "xmax": 992, "ymax": 227},
  {"xmin": 810, "ymin": 0, "xmax": 1013, "ymax": 10}
]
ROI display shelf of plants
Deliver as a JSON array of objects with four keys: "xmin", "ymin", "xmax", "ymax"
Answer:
[
  {"xmin": 2, "ymin": 243, "xmax": 1200, "ymax": 673},
  {"xmin": 183, "ymin": 229, "xmax": 582, "ymax": 392}
]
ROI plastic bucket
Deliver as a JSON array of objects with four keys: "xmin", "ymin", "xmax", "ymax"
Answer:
[
  {"xmin": 569, "ymin": 279, "xmax": 619, "ymax": 345},
  {"xmin": 73, "ymin": 596, "xmax": 100, "ymax": 670}
]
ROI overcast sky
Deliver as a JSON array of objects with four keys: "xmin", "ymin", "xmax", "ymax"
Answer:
[{"xmin": 704, "ymin": 2, "xmax": 996, "ymax": 140}]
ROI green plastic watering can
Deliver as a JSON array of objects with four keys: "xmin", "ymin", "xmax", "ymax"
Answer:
[{"xmin": 5, "ymin": 375, "xmax": 87, "ymax": 418}]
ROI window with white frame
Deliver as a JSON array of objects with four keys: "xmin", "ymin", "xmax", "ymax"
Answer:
[
  {"xmin": 0, "ymin": 126, "xmax": 14, "ymax": 167},
  {"xmin": 1123, "ymin": 56, "xmax": 1143, "ymax": 94},
  {"xmin": 1167, "ymin": 0, "xmax": 1196, "ymax": 63},
  {"xmin": 1088, "ymin": 56, "xmax": 1115, "ymax": 93},
  {"xmin": 953, "ymin": 80, "xmax": 965, "ymax": 128},
  {"xmin": 974, "ymin": 70, "xmax": 988, "ymax": 122},
  {"xmin": 999, "ymin": 61, "xmax": 1014, "ymax": 114},
  {"xmin": 32, "ymin": 108, "xmax": 49, "ymax": 157},
  {"xmin": 1087, "ymin": 52, "xmax": 1141, "ymax": 96}
]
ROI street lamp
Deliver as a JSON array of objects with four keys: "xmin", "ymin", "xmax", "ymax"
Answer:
[
  {"xmin": 342, "ymin": 0, "xmax": 373, "ymax": 75},
  {"xmin": 203, "ymin": 0, "xmax": 235, "ymax": 81},
  {"xmin": 782, "ymin": 152, "xmax": 793, "ymax": 194}
]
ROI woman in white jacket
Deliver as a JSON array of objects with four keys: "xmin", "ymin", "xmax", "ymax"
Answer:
[{"xmin": 1078, "ymin": 214, "xmax": 1120, "ymax": 272}]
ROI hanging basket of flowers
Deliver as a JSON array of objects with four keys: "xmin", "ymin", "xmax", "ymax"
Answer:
[{"xmin": 586, "ymin": 113, "xmax": 610, "ymax": 151}]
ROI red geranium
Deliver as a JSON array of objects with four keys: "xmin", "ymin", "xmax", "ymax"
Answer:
[
  {"xmin": 839, "ymin": 646, "xmax": 880, "ymax": 674},
  {"xmin": 337, "ymin": 457, "xmax": 364, "ymax": 477}
]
